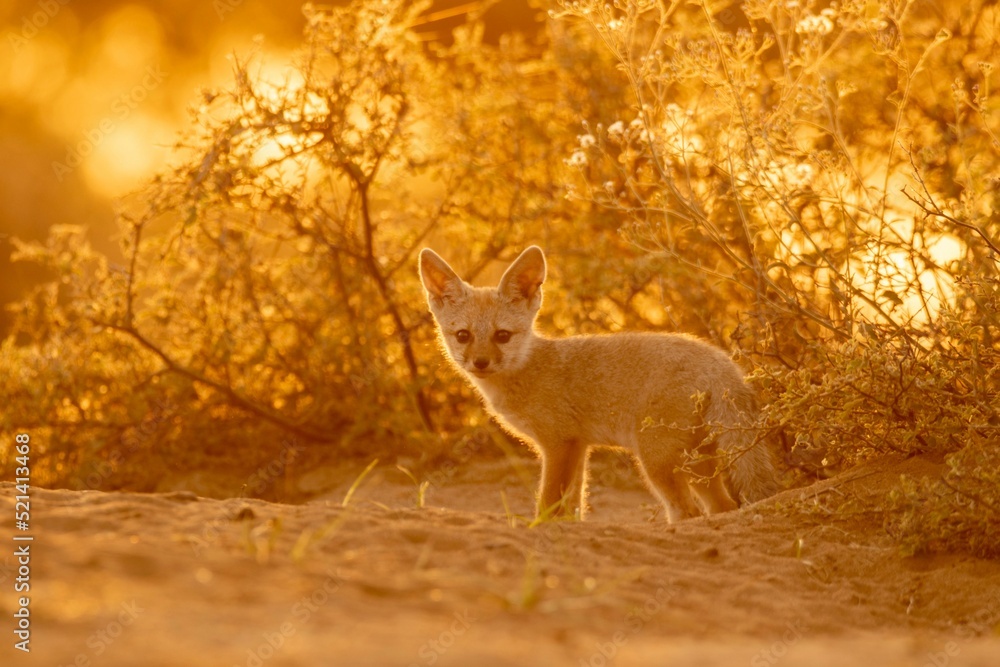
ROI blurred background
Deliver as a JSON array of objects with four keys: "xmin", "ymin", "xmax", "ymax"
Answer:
[{"xmin": 0, "ymin": 0, "xmax": 541, "ymax": 335}]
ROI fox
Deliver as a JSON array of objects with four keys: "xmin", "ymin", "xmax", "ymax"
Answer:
[{"xmin": 418, "ymin": 245, "xmax": 777, "ymax": 522}]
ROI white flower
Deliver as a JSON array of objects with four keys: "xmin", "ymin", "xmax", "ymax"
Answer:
[
  {"xmin": 794, "ymin": 163, "xmax": 814, "ymax": 184},
  {"xmin": 796, "ymin": 14, "xmax": 833, "ymax": 35},
  {"xmin": 566, "ymin": 151, "xmax": 588, "ymax": 167},
  {"xmin": 607, "ymin": 121, "xmax": 625, "ymax": 140},
  {"xmin": 578, "ymin": 133, "xmax": 597, "ymax": 149}
]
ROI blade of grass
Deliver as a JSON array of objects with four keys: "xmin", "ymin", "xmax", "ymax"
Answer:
[{"xmin": 342, "ymin": 458, "xmax": 379, "ymax": 508}]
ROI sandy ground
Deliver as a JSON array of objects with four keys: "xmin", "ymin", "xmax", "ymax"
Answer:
[{"xmin": 2, "ymin": 451, "xmax": 1000, "ymax": 667}]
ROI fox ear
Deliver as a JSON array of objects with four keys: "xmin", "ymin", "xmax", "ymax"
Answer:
[
  {"xmin": 498, "ymin": 246, "xmax": 546, "ymax": 307},
  {"xmin": 419, "ymin": 248, "xmax": 466, "ymax": 308}
]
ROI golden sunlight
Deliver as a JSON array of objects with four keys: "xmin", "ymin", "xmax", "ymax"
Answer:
[{"xmin": 2, "ymin": 2, "xmax": 1000, "ymax": 665}]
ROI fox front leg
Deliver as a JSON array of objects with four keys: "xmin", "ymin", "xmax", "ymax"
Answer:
[{"xmin": 536, "ymin": 441, "xmax": 587, "ymax": 520}]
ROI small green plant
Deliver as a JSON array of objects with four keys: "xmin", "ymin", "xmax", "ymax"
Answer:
[
  {"xmin": 528, "ymin": 495, "xmax": 580, "ymax": 527},
  {"xmin": 506, "ymin": 554, "xmax": 545, "ymax": 612},
  {"xmin": 341, "ymin": 458, "xmax": 379, "ymax": 508},
  {"xmin": 500, "ymin": 490, "xmax": 517, "ymax": 528},
  {"xmin": 396, "ymin": 465, "xmax": 430, "ymax": 509}
]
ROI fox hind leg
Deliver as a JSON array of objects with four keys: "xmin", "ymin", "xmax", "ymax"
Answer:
[
  {"xmin": 634, "ymin": 438, "xmax": 702, "ymax": 523},
  {"xmin": 681, "ymin": 442, "xmax": 739, "ymax": 515},
  {"xmin": 683, "ymin": 469, "xmax": 739, "ymax": 514}
]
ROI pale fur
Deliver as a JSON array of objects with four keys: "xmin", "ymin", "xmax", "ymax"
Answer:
[{"xmin": 419, "ymin": 245, "xmax": 777, "ymax": 522}]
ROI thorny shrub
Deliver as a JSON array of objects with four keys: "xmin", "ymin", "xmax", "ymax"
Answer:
[{"xmin": 557, "ymin": 0, "xmax": 998, "ymax": 554}]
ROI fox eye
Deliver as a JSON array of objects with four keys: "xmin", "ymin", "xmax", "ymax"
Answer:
[
  {"xmin": 454, "ymin": 330, "xmax": 471, "ymax": 344},
  {"xmin": 494, "ymin": 330, "xmax": 512, "ymax": 344}
]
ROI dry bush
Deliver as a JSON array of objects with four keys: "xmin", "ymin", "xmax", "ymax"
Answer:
[
  {"xmin": 890, "ymin": 438, "xmax": 1000, "ymax": 559},
  {"xmin": 0, "ymin": 0, "xmax": 625, "ymax": 494},
  {"xmin": 557, "ymin": 0, "xmax": 999, "ymax": 553}
]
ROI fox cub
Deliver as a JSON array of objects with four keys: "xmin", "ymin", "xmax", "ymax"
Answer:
[{"xmin": 419, "ymin": 246, "xmax": 777, "ymax": 522}]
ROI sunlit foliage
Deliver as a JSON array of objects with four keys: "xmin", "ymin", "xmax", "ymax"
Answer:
[
  {"xmin": 557, "ymin": 0, "xmax": 999, "ymax": 552},
  {"xmin": 1, "ymin": 0, "xmax": 997, "ymax": 552},
  {"xmin": 2, "ymin": 0, "xmax": 591, "ymax": 494}
]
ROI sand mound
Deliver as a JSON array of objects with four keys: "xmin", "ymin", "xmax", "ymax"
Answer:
[{"xmin": 3, "ymin": 453, "xmax": 999, "ymax": 666}]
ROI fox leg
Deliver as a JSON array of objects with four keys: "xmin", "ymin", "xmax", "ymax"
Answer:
[
  {"xmin": 681, "ymin": 444, "xmax": 739, "ymax": 515},
  {"xmin": 683, "ymin": 469, "xmax": 739, "ymax": 515},
  {"xmin": 537, "ymin": 441, "xmax": 587, "ymax": 519},
  {"xmin": 635, "ymin": 437, "xmax": 702, "ymax": 523}
]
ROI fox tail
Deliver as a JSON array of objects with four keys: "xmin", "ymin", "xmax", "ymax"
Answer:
[{"xmin": 709, "ymin": 386, "xmax": 778, "ymax": 504}]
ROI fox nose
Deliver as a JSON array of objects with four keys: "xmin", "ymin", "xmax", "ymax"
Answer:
[{"xmin": 473, "ymin": 358, "xmax": 490, "ymax": 370}]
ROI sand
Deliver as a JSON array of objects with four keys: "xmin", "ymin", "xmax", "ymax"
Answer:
[{"xmin": 2, "ymin": 451, "xmax": 999, "ymax": 666}]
